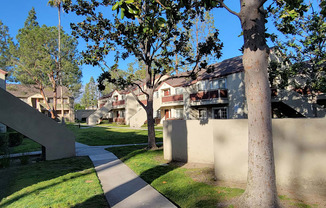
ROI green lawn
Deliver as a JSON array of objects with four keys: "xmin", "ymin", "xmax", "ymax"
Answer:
[
  {"xmin": 0, "ymin": 157, "xmax": 108, "ymax": 208},
  {"xmin": 67, "ymin": 125, "xmax": 163, "ymax": 146},
  {"xmin": 106, "ymin": 145, "xmax": 244, "ymax": 207},
  {"xmin": 0, "ymin": 138, "xmax": 41, "ymax": 156},
  {"xmin": 106, "ymin": 145, "xmax": 318, "ymax": 208}
]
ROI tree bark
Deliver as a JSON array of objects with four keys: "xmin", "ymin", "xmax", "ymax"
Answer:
[
  {"xmin": 146, "ymin": 90, "xmax": 158, "ymax": 150},
  {"xmin": 235, "ymin": 0, "xmax": 280, "ymax": 207},
  {"xmin": 39, "ymin": 84, "xmax": 55, "ymax": 119}
]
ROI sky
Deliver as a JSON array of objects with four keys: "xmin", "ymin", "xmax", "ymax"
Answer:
[{"xmin": 0, "ymin": 1, "xmax": 280, "ymax": 88}]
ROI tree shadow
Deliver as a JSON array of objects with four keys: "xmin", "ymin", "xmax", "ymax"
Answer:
[
  {"xmin": 72, "ymin": 194, "xmax": 110, "ymax": 208},
  {"xmin": 0, "ymin": 156, "xmax": 93, "ymax": 202}
]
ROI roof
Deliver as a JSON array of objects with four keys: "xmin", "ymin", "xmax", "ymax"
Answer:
[
  {"xmin": 6, "ymin": 84, "xmax": 72, "ymax": 98},
  {"xmin": 199, "ymin": 55, "xmax": 244, "ymax": 81}
]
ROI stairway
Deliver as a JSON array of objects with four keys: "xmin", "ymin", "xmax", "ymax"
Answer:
[
  {"xmin": 0, "ymin": 88, "xmax": 75, "ymax": 160},
  {"xmin": 129, "ymin": 97, "xmax": 161, "ymax": 128},
  {"xmin": 274, "ymin": 89, "xmax": 326, "ymax": 117},
  {"xmin": 87, "ymin": 99, "xmax": 112, "ymax": 125}
]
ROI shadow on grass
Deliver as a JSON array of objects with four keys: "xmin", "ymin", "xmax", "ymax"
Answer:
[
  {"xmin": 0, "ymin": 157, "xmax": 93, "ymax": 202},
  {"xmin": 0, "ymin": 168, "xmax": 93, "ymax": 207},
  {"xmin": 72, "ymin": 194, "xmax": 110, "ymax": 208}
]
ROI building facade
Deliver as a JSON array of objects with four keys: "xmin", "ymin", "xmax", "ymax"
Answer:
[
  {"xmin": 89, "ymin": 55, "xmax": 326, "ymax": 126},
  {"xmin": 6, "ymin": 84, "xmax": 75, "ymax": 121}
]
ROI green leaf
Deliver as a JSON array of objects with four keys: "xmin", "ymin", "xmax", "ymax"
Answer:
[
  {"xmin": 112, "ymin": 2, "xmax": 119, "ymax": 11},
  {"xmin": 121, "ymin": 8, "xmax": 125, "ymax": 19}
]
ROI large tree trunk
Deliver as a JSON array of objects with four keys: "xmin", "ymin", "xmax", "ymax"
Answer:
[
  {"xmin": 235, "ymin": 1, "xmax": 280, "ymax": 207},
  {"xmin": 39, "ymin": 84, "xmax": 55, "ymax": 119},
  {"xmin": 146, "ymin": 95, "xmax": 158, "ymax": 150}
]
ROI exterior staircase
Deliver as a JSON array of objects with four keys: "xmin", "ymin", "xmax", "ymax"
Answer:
[
  {"xmin": 274, "ymin": 89, "xmax": 326, "ymax": 117},
  {"xmin": 129, "ymin": 97, "xmax": 161, "ymax": 128},
  {"xmin": 87, "ymin": 99, "xmax": 112, "ymax": 125},
  {"xmin": 0, "ymin": 88, "xmax": 75, "ymax": 160}
]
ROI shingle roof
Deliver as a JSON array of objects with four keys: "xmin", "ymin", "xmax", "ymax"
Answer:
[
  {"xmin": 199, "ymin": 55, "xmax": 244, "ymax": 81},
  {"xmin": 6, "ymin": 84, "xmax": 72, "ymax": 98}
]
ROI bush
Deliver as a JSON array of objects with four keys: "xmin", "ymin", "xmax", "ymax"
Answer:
[
  {"xmin": 7, "ymin": 132, "xmax": 24, "ymax": 147},
  {"xmin": 0, "ymin": 133, "xmax": 7, "ymax": 147}
]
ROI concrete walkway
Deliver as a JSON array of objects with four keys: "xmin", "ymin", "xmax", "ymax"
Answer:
[{"xmin": 75, "ymin": 142, "xmax": 177, "ymax": 208}]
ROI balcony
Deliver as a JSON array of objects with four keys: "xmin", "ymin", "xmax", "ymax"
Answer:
[
  {"xmin": 190, "ymin": 89, "xmax": 228, "ymax": 106},
  {"xmin": 161, "ymin": 94, "xmax": 184, "ymax": 106},
  {"xmin": 112, "ymin": 100, "xmax": 125, "ymax": 109}
]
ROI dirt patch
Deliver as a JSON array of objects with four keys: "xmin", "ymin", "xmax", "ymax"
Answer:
[{"xmin": 173, "ymin": 162, "xmax": 325, "ymax": 207}]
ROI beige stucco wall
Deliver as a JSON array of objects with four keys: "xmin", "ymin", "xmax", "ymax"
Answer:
[
  {"xmin": 164, "ymin": 119, "xmax": 326, "ymax": 191},
  {"xmin": 125, "ymin": 93, "xmax": 138, "ymax": 125},
  {"xmin": 0, "ymin": 88, "xmax": 75, "ymax": 160}
]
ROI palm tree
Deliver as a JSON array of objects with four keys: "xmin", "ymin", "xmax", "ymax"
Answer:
[{"xmin": 47, "ymin": 0, "xmax": 71, "ymax": 123}]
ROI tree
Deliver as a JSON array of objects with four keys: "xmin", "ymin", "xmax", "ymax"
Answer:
[
  {"xmin": 80, "ymin": 76, "xmax": 98, "ymax": 109},
  {"xmin": 203, "ymin": 0, "xmax": 308, "ymax": 207},
  {"xmin": 74, "ymin": 103, "xmax": 85, "ymax": 110},
  {"xmin": 0, "ymin": 20, "xmax": 12, "ymax": 75},
  {"xmin": 270, "ymin": 1, "xmax": 325, "ymax": 117},
  {"xmin": 66, "ymin": 0, "xmax": 222, "ymax": 149},
  {"xmin": 10, "ymin": 8, "xmax": 82, "ymax": 119},
  {"xmin": 48, "ymin": 0, "xmax": 72, "ymax": 120}
]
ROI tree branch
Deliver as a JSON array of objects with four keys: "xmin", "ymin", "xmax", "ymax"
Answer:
[
  {"xmin": 217, "ymin": 0, "xmax": 240, "ymax": 18},
  {"xmin": 128, "ymin": 85, "xmax": 147, "ymax": 109}
]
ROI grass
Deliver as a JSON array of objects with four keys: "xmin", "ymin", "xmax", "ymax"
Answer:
[
  {"xmin": 67, "ymin": 124, "xmax": 163, "ymax": 146},
  {"xmin": 106, "ymin": 145, "xmax": 244, "ymax": 207},
  {"xmin": 97, "ymin": 122, "xmax": 130, "ymax": 127},
  {"xmin": 106, "ymin": 145, "xmax": 319, "ymax": 208},
  {"xmin": 0, "ymin": 138, "xmax": 41, "ymax": 156},
  {"xmin": 0, "ymin": 157, "xmax": 108, "ymax": 208}
]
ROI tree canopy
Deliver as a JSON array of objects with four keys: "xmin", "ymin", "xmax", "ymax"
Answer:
[
  {"xmin": 10, "ymin": 8, "xmax": 82, "ymax": 118},
  {"xmin": 80, "ymin": 76, "xmax": 99, "ymax": 109},
  {"xmin": 66, "ymin": 0, "xmax": 223, "ymax": 149},
  {"xmin": 0, "ymin": 20, "xmax": 13, "ymax": 76}
]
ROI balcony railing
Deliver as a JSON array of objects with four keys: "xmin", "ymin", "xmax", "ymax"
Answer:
[
  {"xmin": 190, "ymin": 89, "xmax": 228, "ymax": 101},
  {"xmin": 112, "ymin": 100, "xmax": 125, "ymax": 106},
  {"xmin": 162, "ymin": 94, "xmax": 184, "ymax": 103}
]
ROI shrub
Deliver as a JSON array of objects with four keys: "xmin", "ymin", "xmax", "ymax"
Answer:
[
  {"xmin": 8, "ymin": 132, "xmax": 24, "ymax": 147},
  {"xmin": 0, "ymin": 133, "xmax": 7, "ymax": 147},
  {"xmin": 0, "ymin": 157, "xmax": 10, "ymax": 168}
]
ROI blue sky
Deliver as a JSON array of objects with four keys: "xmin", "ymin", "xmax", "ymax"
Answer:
[{"xmin": 0, "ymin": 1, "xmax": 277, "ymax": 87}]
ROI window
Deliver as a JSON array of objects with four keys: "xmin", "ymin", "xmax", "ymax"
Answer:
[
  {"xmin": 163, "ymin": 89, "xmax": 170, "ymax": 96},
  {"xmin": 175, "ymin": 108, "xmax": 184, "ymax": 119},
  {"xmin": 154, "ymin": 91, "xmax": 159, "ymax": 98},
  {"xmin": 210, "ymin": 78, "xmax": 226, "ymax": 90},
  {"xmin": 175, "ymin": 87, "xmax": 184, "ymax": 95},
  {"xmin": 199, "ymin": 108, "xmax": 207, "ymax": 119},
  {"xmin": 212, "ymin": 107, "xmax": 228, "ymax": 119},
  {"xmin": 197, "ymin": 82, "xmax": 204, "ymax": 91},
  {"xmin": 114, "ymin": 95, "xmax": 118, "ymax": 101},
  {"xmin": 210, "ymin": 80, "xmax": 220, "ymax": 90},
  {"xmin": 48, "ymin": 98, "xmax": 53, "ymax": 103},
  {"xmin": 154, "ymin": 110, "xmax": 161, "ymax": 118}
]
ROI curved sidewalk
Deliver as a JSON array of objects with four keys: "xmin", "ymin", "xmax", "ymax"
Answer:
[{"xmin": 75, "ymin": 142, "xmax": 177, "ymax": 208}]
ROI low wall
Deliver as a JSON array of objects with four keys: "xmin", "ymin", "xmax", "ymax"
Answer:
[{"xmin": 163, "ymin": 119, "xmax": 326, "ymax": 192}]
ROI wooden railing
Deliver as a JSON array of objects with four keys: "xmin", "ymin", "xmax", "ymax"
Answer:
[
  {"xmin": 112, "ymin": 100, "xmax": 125, "ymax": 106},
  {"xmin": 162, "ymin": 94, "xmax": 184, "ymax": 103},
  {"xmin": 190, "ymin": 89, "xmax": 228, "ymax": 101}
]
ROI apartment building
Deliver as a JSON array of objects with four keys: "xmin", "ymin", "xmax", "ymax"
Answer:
[
  {"xmin": 89, "ymin": 55, "xmax": 326, "ymax": 126},
  {"xmin": 6, "ymin": 84, "xmax": 75, "ymax": 121}
]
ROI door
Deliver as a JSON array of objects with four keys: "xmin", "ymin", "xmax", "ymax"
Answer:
[{"xmin": 165, "ymin": 109, "xmax": 170, "ymax": 119}]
